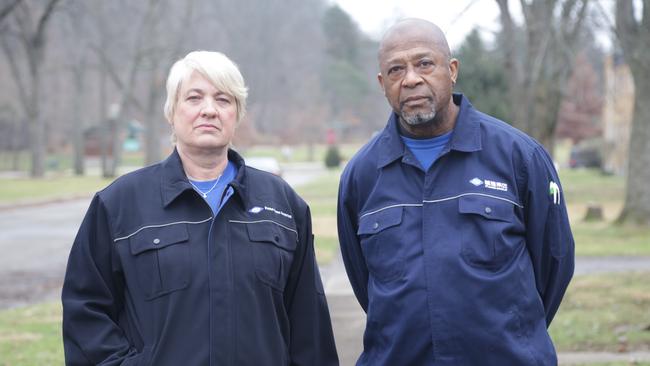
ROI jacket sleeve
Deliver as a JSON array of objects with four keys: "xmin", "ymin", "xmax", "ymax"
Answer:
[
  {"xmin": 523, "ymin": 146, "xmax": 575, "ymax": 326},
  {"xmin": 336, "ymin": 170, "xmax": 369, "ymax": 312},
  {"xmin": 284, "ymin": 204, "xmax": 339, "ymax": 366},
  {"xmin": 62, "ymin": 194, "xmax": 142, "ymax": 366}
]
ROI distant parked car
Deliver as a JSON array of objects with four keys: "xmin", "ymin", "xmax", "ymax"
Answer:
[
  {"xmin": 245, "ymin": 156, "xmax": 283, "ymax": 177},
  {"xmin": 569, "ymin": 140, "xmax": 602, "ymax": 169}
]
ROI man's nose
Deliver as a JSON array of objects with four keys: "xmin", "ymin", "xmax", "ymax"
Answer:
[{"xmin": 402, "ymin": 65, "xmax": 423, "ymax": 88}]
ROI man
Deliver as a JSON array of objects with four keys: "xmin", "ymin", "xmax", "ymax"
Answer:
[{"xmin": 337, "ymin": 19, "xmax": 574, "ymax": 365}]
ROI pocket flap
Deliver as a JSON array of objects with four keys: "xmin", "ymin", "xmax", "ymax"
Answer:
[
  {"xmin": 458, "ymin": 195, "xmax": 513, "ymax": 221},
  {"xmin": 246, "ymin": 221, "xmax": 298, "ymax": 251},
  {"xmin": 357, "ymin": 207, "xmax": 403, "ymax": 235},
  {"xmin": 129, "ymin": 224, "xmax": 189, "ymax": 255}
]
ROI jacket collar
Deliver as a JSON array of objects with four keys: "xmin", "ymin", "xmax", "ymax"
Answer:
[
  {"xmin": 161, "ymin": 147, "xmax": 249, "ymax": 208},
  {"xmin": 376, "ymin": 93, "xmax": 482, "ymax": 168}
]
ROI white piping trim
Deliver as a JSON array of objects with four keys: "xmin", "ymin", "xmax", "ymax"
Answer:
[
  {"xmin": 358, "ymin": 193, "xmax": 523, "ymax": 220},
  {"xmin": 114, "ymin": 217, "xmax": 212, "ymax": 242},
  {"xmin": 229, "ymin": 219, "xmax": 298, "ymax": 237},
  {"xmin": 359, "ymin": 203, "xmax": 423, "ymax": 219},
  {"xmin": 423, "ymin": 192, "xmax": 523, "ymax": 208}
]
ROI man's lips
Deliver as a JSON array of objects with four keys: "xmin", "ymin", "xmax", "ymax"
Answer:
[{"xmin": 401, "ymin": 96, "xmax": 429, "ymax": 107}]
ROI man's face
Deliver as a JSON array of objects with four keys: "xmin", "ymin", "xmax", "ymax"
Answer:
[
  {"xmin": 378, "ymin": 33, "xmax": 458, "ymax": 130},
  {"xmin": 171, "ymin": 71, "xmax": 238, "ymax": 153}
]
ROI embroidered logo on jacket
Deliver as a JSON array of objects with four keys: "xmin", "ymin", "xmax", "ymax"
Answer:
[
  {"xmin": 249, "ymin": 206, "xmax": 263, "ymax": 214},
  {"xmin": 469, "ymin": 177, "xmax": 508, "ymax": 192},
  {"xmin": 249, "ymin": 205, "xmax": 293, "ymax": 219}
]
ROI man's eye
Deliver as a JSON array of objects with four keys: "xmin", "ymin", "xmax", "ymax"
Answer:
[
  {"xmin": 388, "ymin": 66, "xmax": 403, "ymax": 75},
  {"xmin": 420, "ymin": 60, "xmax": 434, "ymax": 68},
  {"xmin": 187, "ymin": 95, "xmax": 201, "ymax": 101}
]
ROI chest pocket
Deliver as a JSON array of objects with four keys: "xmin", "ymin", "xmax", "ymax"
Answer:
[
  {"xmin": 458, "ymin": 195, "xmax": 519, "ymax": 270},
  {"xmin": 357, "ymin": 207, "xmax": 404, "ymax": 283},
  {"xmin": 246, "ymin": 221, "xmax": 298, "ymax": 291},
  {"xmin": 129, "ymin": 224, "xmax": 190, "ymax": 300}
]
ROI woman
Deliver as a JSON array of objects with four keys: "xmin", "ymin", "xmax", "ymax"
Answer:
[{"xmin": 62, "ymin": 51, "xmax": 338, "ymax": 365}]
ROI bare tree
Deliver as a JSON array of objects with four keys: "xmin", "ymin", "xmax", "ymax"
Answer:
[
  {"xmin": 496, "ymin": 0, "xmax": 591, "ymax": 153},
  {"xmin": 84, "ymin": 0, "xmax": 168, "ymax": 177},
  {"xmin": 0, "ymin": 0, "xmax": 22, "ymax": 23},
  {"xmin": 0, "ymin": 0, "xmax": 62, "ymax": 177},
  {"xmin": 615, "ymin": 0, "xmax": 650, "ymax": 225}
]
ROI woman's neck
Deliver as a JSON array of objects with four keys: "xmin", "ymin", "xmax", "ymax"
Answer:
[{"xmin": 177, "ymin": 145, "xmax": 228, "ymax": 181}]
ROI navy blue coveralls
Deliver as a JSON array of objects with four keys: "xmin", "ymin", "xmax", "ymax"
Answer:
[
  {"xmin": 337, "ymin": 94, "xmax": 575, "ymax": 365},
  {"xmin": 62, "ymin": 148, "xmax": 338, "ymax": 366}
]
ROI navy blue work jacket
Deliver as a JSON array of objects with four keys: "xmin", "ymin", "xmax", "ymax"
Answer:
[
  {"xmin": 337, "ymin": 94, "xmax": 574, "ymax": 365},
  {"xmin": 62, "ymin": 148, "xmax": 338, "ymax": 366}
]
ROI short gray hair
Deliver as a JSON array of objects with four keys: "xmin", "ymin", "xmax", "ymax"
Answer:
[{"xmin": 164, "ymin": 51, "xmax": 248, "ymax": 124}]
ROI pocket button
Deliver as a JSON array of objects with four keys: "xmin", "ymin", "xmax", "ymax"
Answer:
[
  {"xmin": 373, "ymin": 222, "xmax": 379, "ymax": 230},
  {"xmin": 153, "ymin": 238, "xmax": 161, "ymax": 245},
  {"xmin": 484, "ymin": 207, "xmax": 492, "ymax": 214}
]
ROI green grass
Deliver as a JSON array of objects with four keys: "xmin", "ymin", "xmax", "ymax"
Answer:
[
  {"xmin": 550, "ymin": 271, "xmax": 650, "ymax": 353},
  {"xmin": 0, "ymin": 176, "xmax": 113, "ymax": 205},
  {"xmin": 295, "ymin": 169, "xmax": 342, "ymax": 265},
  {"xmin": 573, "ymin": 222, "xmax": 650, "ymax": 256},
  {"xmin": 557, "ymin": 168, "xmax": 650, "ymax": 256},
  {"xmin": 0, "ymin": 302, "xmax": 63, "ymax": 366},
  {"xmin": 560, "ymin": 168, "xmax": 625, "ymax": 204}
]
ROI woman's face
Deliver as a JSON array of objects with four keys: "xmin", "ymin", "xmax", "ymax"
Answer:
[{"xmin": 171, "ymin": 71, "xmax": 238, "ymax": 154}]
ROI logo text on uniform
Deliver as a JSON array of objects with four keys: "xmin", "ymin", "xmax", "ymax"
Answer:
[{"xmin": 469, "ymin": 177, "xmax": 508, "ymax": 192}]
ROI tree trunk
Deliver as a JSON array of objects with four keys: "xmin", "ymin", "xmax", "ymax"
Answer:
[
  {"xmin": 72, "ymin": 69, "xmax": 85, "ymax": 175},
  {"xmin": 144, "ymin": 66, "xmax": 163, "ymax": 166},
  {"xmin": 618, "ymin": 74, "xmax": 650, "ymax": 225},
  {"xmin": 27, "ymin": 52, "xmax": 45, "ymax": 178},
  {"xmin": 615, "ymin": 0, "xmax": 650, "ymax": 225}
]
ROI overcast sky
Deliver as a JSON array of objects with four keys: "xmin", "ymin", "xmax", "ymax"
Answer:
[{"xmin": 330, "ymin": 0, "xmax": 615, "ymax": 51}]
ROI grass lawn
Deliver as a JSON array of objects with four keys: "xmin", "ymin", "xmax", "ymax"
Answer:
[
  {"xmin": 550, "ymin": 271, "xmax": 650, "ymax": 353},
  {"xmin": 0, "ymin": 176, "xmax": 113, "ymax": 205},
  {"xmin": 0, "ymin": 302, "xmax": 63, "ymax": 366},
  {"xmin": 295, "ymin": 168, "xmax": 342, "ymax": 265},
  {"xmin": 559, "ymin": 168, "xmax": 650, "ymax": 256}
]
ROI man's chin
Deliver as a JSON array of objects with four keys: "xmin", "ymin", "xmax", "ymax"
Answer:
[{"xmin": 401, "ymin": 112, "xmax": 437, "ymax": 126}]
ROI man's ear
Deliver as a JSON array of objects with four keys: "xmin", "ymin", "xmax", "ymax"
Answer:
[
  {"xmin": 377, "ymin": 72, "xmax": 385, "ymax": 95},
  {"xmin": 449, "ymin": 58, "xmax": 459, "ymax": 85}
]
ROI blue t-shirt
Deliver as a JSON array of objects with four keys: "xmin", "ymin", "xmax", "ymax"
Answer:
[
  {"xmin": 401, "ymin": 130, "xmax": 453, "ymax": 171},
  {"xmin": 189, "ymin": 161, "xmax": 237, "ymax": 215}
]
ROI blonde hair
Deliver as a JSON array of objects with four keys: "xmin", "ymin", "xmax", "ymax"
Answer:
[{"xmin": 164, "ymin": 51, "xmax": 248, "ymax": 124}]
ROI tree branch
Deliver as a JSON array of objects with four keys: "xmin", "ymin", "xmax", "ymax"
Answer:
[
  {"xmin": 615, "ymin": 0, "xmax": 639, "ymax": 52},
  {"xmin": 33, "ymin": 0, "xmax": 61, "ymax": 46},
  {"xmin": 0, "ymin": 0, "xmax": 22, "ymax": 24}
]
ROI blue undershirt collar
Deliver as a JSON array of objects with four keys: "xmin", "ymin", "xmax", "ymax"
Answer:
[
  {"xmin": 188, "ymin": 161, "xmax": 237, "ymax": 215},
  {"xmin": 401, "ymin": 130, "xmax": 453, "ymax": 171}
]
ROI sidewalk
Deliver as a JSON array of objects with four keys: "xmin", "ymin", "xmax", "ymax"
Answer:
[{"xmin": 322, "ymin": 254, "xmax": 650, "ymax": 365}]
